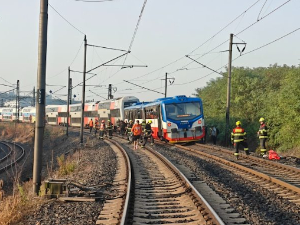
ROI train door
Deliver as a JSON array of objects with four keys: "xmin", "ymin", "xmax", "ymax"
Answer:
[{"xmin": 157, "ymin": 105, "xmax": 163, "ymax": 138}]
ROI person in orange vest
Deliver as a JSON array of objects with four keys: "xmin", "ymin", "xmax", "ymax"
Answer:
[
  {"xmin": 231, "ymin": 121, "xmax": 249, "ymax": 159},
  {"xmin": 99, "ymin": 120, "xmax": 106, "ymax": 139},
  {"xmin": 94, "ymin": 119, "xmax": 99, "ymax": 135},
  {"xmin": 89, "ymin": 119, "xmax": 93, "ymax": 133},
  {"xmin": 132, "ymin": 120, "xmax": 142, "ymax": 150}
]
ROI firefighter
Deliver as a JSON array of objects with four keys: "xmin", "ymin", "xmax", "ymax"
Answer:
[
  {"xmin": 120, "ymin": 120, "xmax": 126, "ymax": 136},
  {"xmin": 141, "ymin": 120, "xmax": 154, "ymax": 148},
  {"xmin": 132, "ymin": 120, "xmax": 142, "ymax": 150},
  {"xmin": 125, "ymin": 120, "xmax": 134, "ymax": 143},
  {"xmin": 89, "ymin": 119, "xmax": 93, "ymax": 133},
  {"xmin": 99, "ymin": 120, "xmax": 106, "ymax": 139},
  {"xmin": 257, "ymin": 117, "xmax": 268, "ymax": 156},
  {"xmin": 140, "ymin": 119, "xmax": 147, "ymax": 143},
  {"xmin": 94, "ymin": 119, "xmax": 99, "ymax": 135},
  {"xmin": 231, "ymin": 121, "xmax": 249, "ymax": 159},
  {"xmin": 107, "ymin": 120, "xmax": 113, "ymax": 139}
]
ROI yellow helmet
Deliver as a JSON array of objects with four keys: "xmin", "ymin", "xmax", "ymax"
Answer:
[
  {"xmin": 236, "ymin": 121, "xmax": 241, "ymax": 126},
  {"xmin": 259, "ymin": 117, "xmax": 265, "ymax": 122},
  {"xmin": 148, "ymin": 120, "xmax": 152, "ymax": 124}
]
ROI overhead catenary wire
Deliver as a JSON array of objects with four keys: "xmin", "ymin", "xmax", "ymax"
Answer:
[
  {"xmin": 119, "ymin": 0, "xmax": 291, "ymax": 90},
  {"xmin": 104, "ymin": 0, "xmax": 148, "ymax": 82},
  {"xmin": 174, "ymin": 26, "xmax": 300, "ymax": 86},
  {"xmin": 48, "ymin": 3, "xmax": 85, "ymax": 35},
  {"xmin": 114, "ymin": 0, "xmax": 263, "ymax": 86}
]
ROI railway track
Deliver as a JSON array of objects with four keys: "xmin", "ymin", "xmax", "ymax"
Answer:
[
  {"xmin": 0, "ymin": 141, "xmax": 25, "ymax": 173},
  {"xmin": 170, "ymin": 143, "xmax": 300, "ymax": 207},
  {"xmin": 111, "ymin": 136, "xmax": 225, "ymax": 225}
]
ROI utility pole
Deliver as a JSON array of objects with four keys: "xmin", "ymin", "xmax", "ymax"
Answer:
[
  {"xmin": 165, "ymin": 73, "xmax": 167, "ymax": 98},
  {"xmin": 69, "ymin": 78, "xmax": 72, "ymax": 104},
  {"xmin": 66, "ymin": 67, "xmax": 70, "ymax": 136},
  {"xmin": 33, "ymin": 86, "xmax": 35, "ymax": 107},
  {"xmin": 16, "ymin": 80, "xmax": 19, "ymax": 122},
  {"xmin": 80, "ymin": 35, "xmax": 87, "ymax": 144},
  {"xmin": 33, "ymin": 0, "xmax": 48, "ymax": 195},
  {"xmin": 108, "ymin": 84, "xmax": 112, "ymax": 99},
  {"xmin": 225, "ymin": 33, "xmax": 233, "ymax": 146}
]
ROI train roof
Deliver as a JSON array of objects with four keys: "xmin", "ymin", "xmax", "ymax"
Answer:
[{"xmin": 124, "ymin": 95, "xmax": 202, "ymax": 110}]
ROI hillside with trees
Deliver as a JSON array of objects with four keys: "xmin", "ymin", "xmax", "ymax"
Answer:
[{"xmin": 195, "ymin": 64, "xmax": 300, "ymax": 154}]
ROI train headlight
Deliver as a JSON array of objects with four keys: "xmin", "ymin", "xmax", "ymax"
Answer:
[
  {"xmin": 167, "ymin": 122, "xmax": 172, "ymax": 127},
  {"xmin": 198, "ymin": 120, "xmax": 202, "ymax": 124}
]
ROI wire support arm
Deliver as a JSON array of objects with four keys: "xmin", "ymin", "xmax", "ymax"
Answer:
[
  {"xmin": 186, "ymin": 55, "xmax": 224, "ymax": 76},
  {"xmin": 123, "ymin": 80, "xmax": 164, "ymax": 95}
]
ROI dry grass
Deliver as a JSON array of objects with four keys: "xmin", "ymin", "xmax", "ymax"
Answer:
[
  {"xmin": 0, "ymin": 180, "xmax": 46, "ymax": 225},
  {"xmin": 0, "ymin": 123, "xmax": 68, "ymax": 224}
]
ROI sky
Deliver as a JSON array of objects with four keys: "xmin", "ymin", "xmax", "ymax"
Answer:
[{"xmin": 0, "ymin": 0, "xmax": 299, "ymax": 103}]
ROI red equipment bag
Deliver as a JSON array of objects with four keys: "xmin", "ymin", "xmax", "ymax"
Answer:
[{"xmin": 268, "ymin": 150, "xmax": 280, "ymax": 160}]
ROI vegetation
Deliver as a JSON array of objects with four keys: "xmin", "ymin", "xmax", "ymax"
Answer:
[{"xmin": 195, "ymin": 64, "xmax": 300, "ymax": 155}]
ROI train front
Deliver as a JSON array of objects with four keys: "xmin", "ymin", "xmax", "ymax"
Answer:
[{"xmin": 161, "ymin": 96, "xmax": 204, "ymax": 143}]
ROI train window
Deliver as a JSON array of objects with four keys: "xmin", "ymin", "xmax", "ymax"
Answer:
[
  {"xmin": 110, "ymin": 109, "xmax": 120, "ymax": 117},
  {"xmin": 58, "ymin": 112, "xmax": 68, "ymax": 117},
  {"xmin": 165, "ymin": 102, "xmax": 201, "ymax": 121}
]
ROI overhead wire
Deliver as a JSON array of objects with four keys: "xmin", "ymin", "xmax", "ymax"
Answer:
[
  {"xmin": 114, "ymin": 0, "xmax": 263, "ymax": 86},
  {"xmin": 103, "ymin": 0, "xmax": 148, "ymax": 82},
  {"xmin": 48, "ymin": 3, "xmax": 85, "ymax": 35}
]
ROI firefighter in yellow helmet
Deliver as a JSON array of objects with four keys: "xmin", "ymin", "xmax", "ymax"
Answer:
[
  {"xmin": 141, "ymin": 120, "xmax": 154, "ymax": 148},
  {"xmin": 231, "ymin": 121, "xmax": 249, "ymax": 159},
  {"xmin": 257, "ymin": 117, "xmax": 268, "ymax": 156}
]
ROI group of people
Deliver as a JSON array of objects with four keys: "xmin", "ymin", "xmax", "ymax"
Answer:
[
  {"xmin": 231, "ymin": 117, "xmax": 268, "ymax": 159},
  {"xmin": 88, "ymin": 118, "xmax": 155, "ymax": 149},
  {"xmin": 89, "ymin": 119, "xmax": 113, "ymax": 139},
  {"xmin": 125, "ymin": 119, "xmax": 154, "ymax": 149}
]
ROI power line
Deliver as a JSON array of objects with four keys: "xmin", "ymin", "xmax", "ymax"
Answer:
[
  {"xmin": 237, "ymin": 27, "xmax": 300, "ymax": 58},
  {"xmin": 104, "ymin": 0, "xmax": 148, "ymax": 82},
  {"xmin": 123, "ymin": 80, "xmax": 164, "ymax": 95},
  {"xmin": 48, "ymin": 3, "xmax": 85, "ymax": 35},
  {"xmin": 114, "ymin": 0, "xmax": 262, "ymax": 86}
]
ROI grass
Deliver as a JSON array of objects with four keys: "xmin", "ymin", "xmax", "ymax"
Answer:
[{"xmin": 0, "ymin": 123, "xmax": 73, "ymax": 225}]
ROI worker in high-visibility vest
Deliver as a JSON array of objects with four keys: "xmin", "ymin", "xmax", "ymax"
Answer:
[
  {"xmin": 99, "ymin": 120, "xmax": 106, "ymax": 140},
  {"xmin": 231, "ymin": 121, "xmax": 249, "ymax": 159},
  {"xmin": 89, "ymin": 119, "xmax": 93, "ymax": 133},
  {"xmin": 107, "ymin": 120, "xmax": 113, "ymax": 139}
]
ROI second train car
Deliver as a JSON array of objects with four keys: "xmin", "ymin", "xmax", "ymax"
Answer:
[{"xmin": 124, "ymin": 95, "xmax": 205, "ymax": 143}]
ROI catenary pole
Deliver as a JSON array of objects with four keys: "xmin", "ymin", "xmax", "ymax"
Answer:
[
  {"xmin": 33, "ymin": 0, "xmax": 48, "ymax": 195},
  {"xmin": 17, "ymin": 80, "xmax": 19, "ymax": 121},
  {"xmin": 66, "ymin": 67, "xmax": 70, "ymax": 136},
  {"xmin": 165, "ymin": 73, "xmax": 167, "ymax": 98},
  {"xmin": 225, "ymin": 33, "xmax": 233, "ymax": 146},
  {"xmin": 33, "ymin": 86, "xmax": 35, "ymax": 107},
  {"xmin": 80, "ymin": 35, "xmax": 87, "ymax": 144}
]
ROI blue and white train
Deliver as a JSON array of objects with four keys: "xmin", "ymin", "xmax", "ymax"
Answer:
[{"xmin": 124, "ymin": 95, "xmax": 205, "ymax": 143}]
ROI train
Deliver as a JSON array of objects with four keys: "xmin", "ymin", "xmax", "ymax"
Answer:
[
  {"xmin": 124, "ymin": 95, "xmax": 205, "ymax": 143},
  {"xmin": 0, "ymin": 95, "xmax": 205, "ymax": 143}
]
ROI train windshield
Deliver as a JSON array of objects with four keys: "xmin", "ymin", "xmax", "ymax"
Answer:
[
  {"xmin": 124, "ymin": 101, "xmax": 139, "ymax": 108},
  {"xmin": 165, "ymin": 102, "xmax": 201, "ymax": 121}
]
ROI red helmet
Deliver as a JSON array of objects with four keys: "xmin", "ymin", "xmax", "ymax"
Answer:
[{"xmin": 102, "ymin": 120, "xmax": 105, "ymax": 123}]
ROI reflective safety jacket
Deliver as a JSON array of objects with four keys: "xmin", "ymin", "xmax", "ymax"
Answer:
[
  {"xmin": 107, "ymin": 122, "xmax": 113, "ymax": 130},
  {"xmin": 95, "ymin": 121, "xmax": 99, "ymax": 129},
  {"xmin": 141, "ymin": 121, "xmax": 146, "ymax": 130},
  {"xmin": 258, "ymin": 123, "xmax": 268, "ymax": 139},
  {"xmin": 100, "ymin": 122, "xmax": 106, "ymax": 131},
  {"xmin": 231, "ymin": 126, "xmax": 246, "ymax": 143},
  {"xmin": 126, "ymin": 123, "xmax": 133, "ymax": 134},
  {"xmin": 89, "ymin": 120, "xmax": 93, "ymax": 127},
  {"xmin": 144, "ymin": 123, "xmax": 152, "ymax": 136}
]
